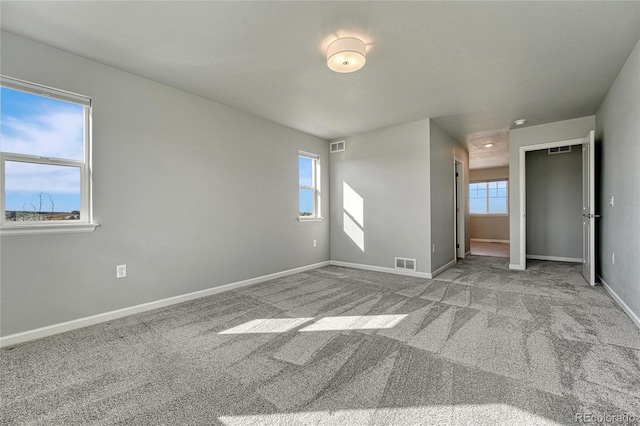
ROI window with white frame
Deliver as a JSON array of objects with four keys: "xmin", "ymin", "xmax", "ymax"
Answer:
[
  {"xmin": 1, "ymin": 76, "xmax": 94, "ymax": 233},
  {"xmin": 469, "ymin": 180, "xmax": 508, "ymax": 215},
  {"xmin": 298, "ymin": 151, "xmax": 321, "ymax": 219}
]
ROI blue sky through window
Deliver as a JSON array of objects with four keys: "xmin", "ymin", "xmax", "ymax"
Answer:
[
  {"xmin": 1, "ymin": 87, "xmax": 84, "ymax": 212},
  {"xmin": 470, "ymin": 181, "xmax": 507, "ymax": 214},
  {"xmin": 299, "ymin": 156, "xmax": 313, "ymax": 214}
]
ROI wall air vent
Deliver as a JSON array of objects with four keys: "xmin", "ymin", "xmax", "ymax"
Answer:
[
  {"xmin": 395, "ymin": 257, "xmax": 416, "ymax": 271},
  {"xmin": 330, "ymin": 140, "xmax": 346, "ymax": 153},
  {"xmin": 548, "ymin": 146, "xmax": 571, "ymax": 155}
]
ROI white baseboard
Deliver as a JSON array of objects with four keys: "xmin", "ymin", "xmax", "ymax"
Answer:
[
  {"xmin": 465, "ymin": 251, "xmax": 471, "ymax": 257},
  {"xmin": 330, "ymin": 260, "xmax": 433, "ymax": 279},
  {"xmin": 509, "ymin": 263, "xmax": 526, "ymax": 271},
  {"xmin": 0, "ymin": 261, "xmax": 330, "ymax": 348},
  {"xmin": 431, "ymin": 259, "xmax": 456, "ymax": 278},
  {"xmin": 471, "ymin": 238, "xmax": 509, "ymax": 244},
  {"xmin": 598, "ymin": 275, "xmax": 640, "ymax": 330},
  {"xmin": 526, "ymin": 255, "xmax": 582, "ymax": 263}
]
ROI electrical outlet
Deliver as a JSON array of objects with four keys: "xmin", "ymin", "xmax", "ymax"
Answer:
[
  {"xmin": 609, "ymin": 196, "xmax": 614, "ymax": 207},
  {"xmin": 611, "ymin": 253, "xmax": 615, "ymax": 264},
  {"xmin": 313, "ymin": 239, "xmax": 317, "ymax": 248},
  {"xmin": 117, "ymin": 264, "xmax": 127, "ymax": 279}
]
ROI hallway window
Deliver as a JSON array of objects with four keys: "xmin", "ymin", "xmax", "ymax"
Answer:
[{"xmin": 470, "ymin": 180, "xmax": 508, "ymax": 214}]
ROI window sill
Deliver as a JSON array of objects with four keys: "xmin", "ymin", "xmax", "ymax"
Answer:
[
  {"xmin": 298, "ymin": 217, "xmax": 323, "ymax": 223},
  {"xmin": 470, "ymin": 214, "xmax": 509, "ymax": 218},
  {"xmin": 0, "ymin": 222, "xmax": 99, "ymax": 236}
]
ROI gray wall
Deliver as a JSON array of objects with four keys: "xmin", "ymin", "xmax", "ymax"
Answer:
[
  {"xmin": 469, "ymin": 167, "xmax": 509, "ymax": 241},
  {"xmin": 595, "ymin": 39, "xmax": 640, "ymax": 322},
  {"xmin": 525, "ymin": 147, "xmax": 582, "ymax": 259},
  {"xmin": 470, "ymin": 167, "xmax": 509, "ymax": 182},
  {"xmin": 470, "ymin": 216, "xmax": 510, "ymax": 241},
  {"xmin": 329, "ymin": 119, "xmax": 431, "ymax": 274},
  {"xmin": 508, "ymin": 116, "xmax": 595, "ymax": 268},
  {"xmin": 329, "ymin": 119, "xmax": 469, "ymax": 276},
  {"xmin": 430, "ymin": 121, "xmax": 469, "ymax": 271},
  {"xmin": 0, "ymin": 32, "xmax": 330, "ymax": 337}
]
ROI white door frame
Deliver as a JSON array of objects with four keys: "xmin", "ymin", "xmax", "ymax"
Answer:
[
  {"xmin": 581, "ymin": 131, "xmax": 596, "ymax": 286},
  {"xmin": 518, "ymin": 137, "xmax": 584, "ymax": 269},
  {"xmin": 454, "ymin": 156, "xmax": 466, "ymax": 260}
]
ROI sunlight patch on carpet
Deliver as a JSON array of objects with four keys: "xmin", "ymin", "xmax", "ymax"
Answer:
[
  {"xmin": 218, "ymin": 405, "xmax": 563, "ymax": 425},
  {"xmin": 218, "ymin": 318, "xmax": 313, "ymax": 334},
  {"xmin": 218, "ymin": 315, "xmax": 407, "ymax": 334},
  {"xmin": 299, "ymin": 315, "xmax": 407, "ymax": 331}
]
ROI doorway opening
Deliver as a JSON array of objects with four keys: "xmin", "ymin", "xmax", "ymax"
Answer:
[
  {"xmin": 453, "ymin": 157, "xmax": 466, "ymax": 261},
  {"xmin": 518, "ymin": 131, "xmax": 595, "ymax": 285},
  {"xmin": 468, "ymin": 167, "xmax": 510, "ymax": 259}
]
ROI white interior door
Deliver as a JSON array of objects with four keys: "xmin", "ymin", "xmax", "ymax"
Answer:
[
  {"xmin": 454, "ymin": 159, "xmax": 465, "ymax": 259},
  {"xmin": 582, "ymin": 130, "xmax": 596, "ymax": 286}
]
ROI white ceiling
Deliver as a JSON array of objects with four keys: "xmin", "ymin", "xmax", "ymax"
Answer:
[{"xmin": 1, "ymin": 1, "xmax": 639, "ymax": 169}]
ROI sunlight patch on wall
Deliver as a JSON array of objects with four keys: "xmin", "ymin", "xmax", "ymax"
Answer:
[
  {"xmin": 343, "ymin": 181, "xmax": 363, "ymax": 227},
  {"xmin": 343, "ymin": 212, "xmax": 365, "ymax": 252},
  {"xmin": 343, "ymin": 181, "xmax": 365, "ymax": 252}
]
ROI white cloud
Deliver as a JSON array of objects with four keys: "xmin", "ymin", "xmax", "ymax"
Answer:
[
  {"xmin": 4, "ymin": 161, "xmax": 80, "ymax": 194},
  {"xmin": 2, "ymin": 99, "xmax": 84, "ymax": 194},
  {"xmin": 1, "ymin": 109, "xmax": 84, "ymax": 160}
]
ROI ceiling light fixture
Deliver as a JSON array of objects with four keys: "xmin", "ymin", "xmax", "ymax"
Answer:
[
  {"xmin": 484, "ymin": 143, "xmax": 494, "ymax": 148},
  {"xmin": 514, "ymin": 118, "xmax": 527, "ymax": 126},
  {"xmin": 327, "ymin": 37, "xmax": 366, "ymax": 73}
]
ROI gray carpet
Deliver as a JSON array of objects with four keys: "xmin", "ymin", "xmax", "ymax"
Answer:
[{"xmin": 2, "ymin": 256, "xmax": 639, "ymax": 425}]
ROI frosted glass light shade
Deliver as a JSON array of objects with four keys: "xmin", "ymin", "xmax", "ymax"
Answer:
[{"xmin": 327, "ymin": 37, "xmax": 366, "ymax": 73}]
